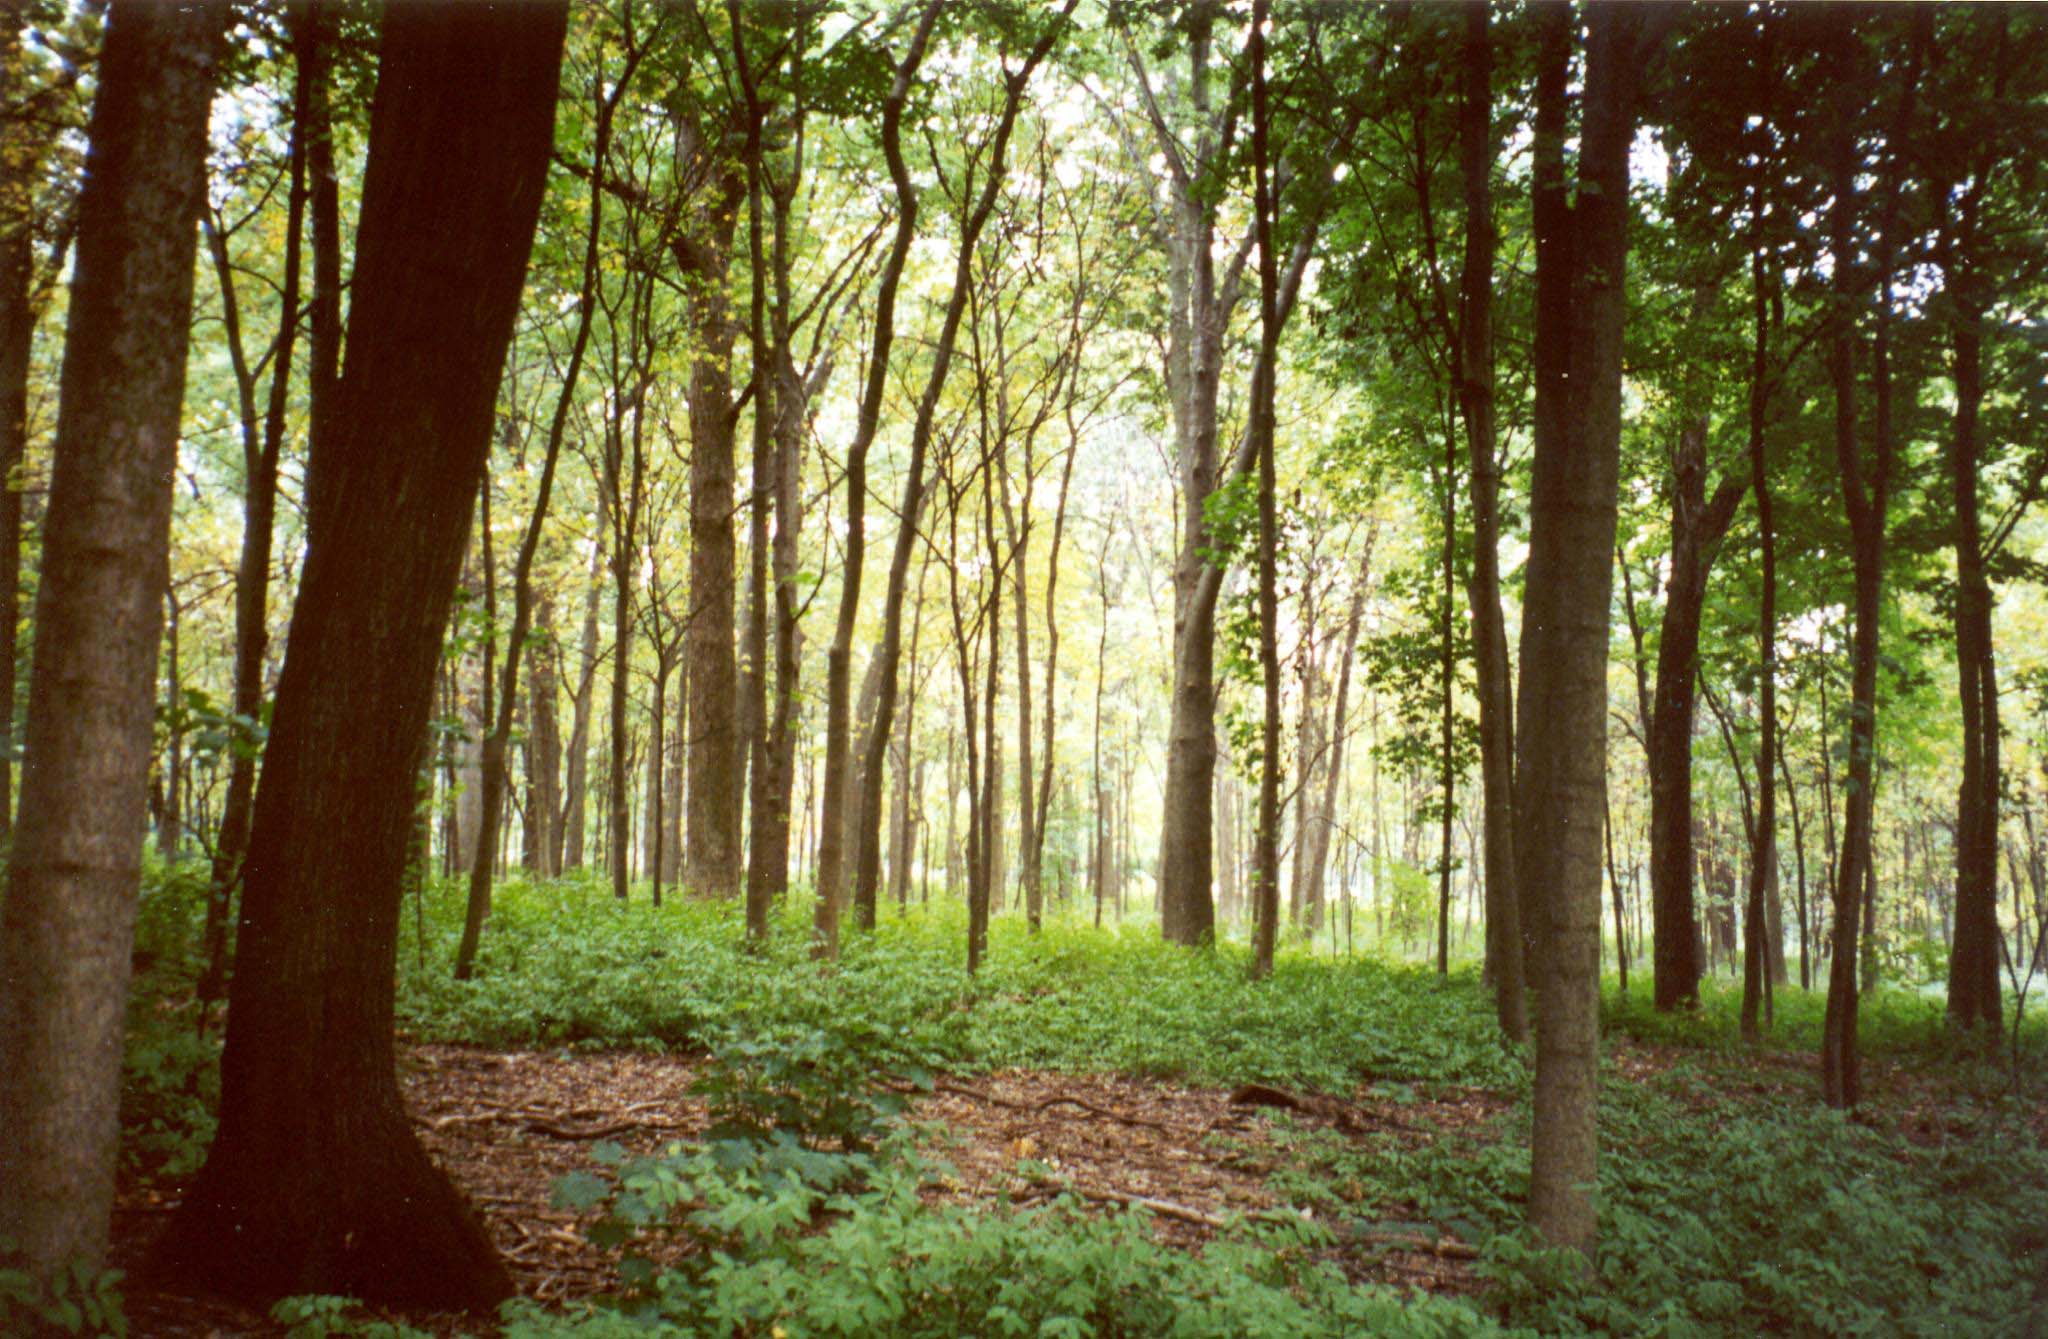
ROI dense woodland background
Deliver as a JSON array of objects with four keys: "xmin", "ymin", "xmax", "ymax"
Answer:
[{"xmin": 1, "ymin": 0, "xmax": 2047, "ymax": 1335}]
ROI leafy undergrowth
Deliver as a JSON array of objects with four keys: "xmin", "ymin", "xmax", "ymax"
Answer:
[{"xmin": 104, "ymin": 867, "xmax": 2048, "ymax": 1338}]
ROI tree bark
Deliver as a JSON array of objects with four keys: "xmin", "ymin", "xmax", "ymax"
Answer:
[
  {"xmin": 0, "ymin": 0, "xmax": 221, "ymax": 1282},
  {"xmin": 1247, "ymin": 0, "xmax": 1282, "ymax": 983},
  {"xmin": 151, "ymin": 4, "xmax": 564, "ymax": 1306},
  {"xmin": 1458, "ymin": 2, "xmax": 1524, "ymax": 1040},
  {"xmin": 1518, "ymin": 2, "xmax": 1645, "ymax": 1258},
  {"xmin": 683, "ymin": 170, "xmax": 744, "ymax": 901}
]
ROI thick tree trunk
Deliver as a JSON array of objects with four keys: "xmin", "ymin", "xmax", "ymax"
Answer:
[
  {"xmin": 684, "ymin": 174, "xmax": 744, "ymax": 901},
  {"xmin": 152, "ymin": 2, "xmax": 563, "ymax": 1308},
  {"xmin": 1945, "ymin": 285, "xmax": 2002, "ymax": 1035},
  {"xmin": 0, "ymin": 0, "xmax": 220, "ymax": 1282},
  {"xmin": 1518, "ymin": 3, "xmax": 1644, "ymax": 1258}
]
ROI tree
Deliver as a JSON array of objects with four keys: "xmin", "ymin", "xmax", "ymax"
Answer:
[
  {"xmin": 151, "ymin": 2, "xmax": 567, "ymax": 1306},
  {"xmin": 0, "ymin": 0, "xmax": 222, "ymax": 1284},
  {"xmin": 1517, "ymin": 1, "xmax": 1649, "ymax": 1256}
]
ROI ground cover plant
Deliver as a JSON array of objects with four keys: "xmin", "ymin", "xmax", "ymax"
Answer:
[{"xmin": 89, "ymin": 868, "xmax": 2048, "ymax": 1338}]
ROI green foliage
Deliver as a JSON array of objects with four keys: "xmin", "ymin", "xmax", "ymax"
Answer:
[
  {"xmin": 1271, "ymin": 1062, "xmax": 2048, "ymax": 1337},
  {"xmin": 518, "ymin": 1135, "xmax": 1496, "ymax": 1339},
  {"xmin": 269, "ymin": 1295, "xmax": 432, "ymax": 1339},
  {"xmin": 0, "ymin": 1249, "xmax": 127, "ymax": 1339},
  {"xmin": 397, "ymin": 875, "xmax": 1522, "ymax": 1094}
]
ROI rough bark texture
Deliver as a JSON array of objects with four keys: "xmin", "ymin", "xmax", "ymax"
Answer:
[
  {"xmin": 1518, "ymin": 3, "xmax": 1643, "ymax": 1258},
  {"xmin": 151, "ymin": 3, "xmax": 564, "ymax": 1307},
  {"xmin": 0, "ymin": 0, "xmax": 220, "ymax": 1281},
  {"xmin": 684, "ymin": 173, "xmax": 743, "ymax": 901}
]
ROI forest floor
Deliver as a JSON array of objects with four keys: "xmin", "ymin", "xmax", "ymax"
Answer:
[
  {"xmin": 113, "ymin": 1042, "xmax": 1509, "ymax": 1336},
  {"xmin": 100, "ymin": 878, "xmax": 2048, "ymax": 1338},
  {"xmin": 110, "ymin": 1032, "xmax": 2037, "ymax": 1337}
]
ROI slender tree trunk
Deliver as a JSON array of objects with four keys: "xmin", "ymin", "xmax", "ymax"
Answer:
[
  {"xmin": 1822, "ymin": 20, "xmax": 1921, "ymax": 1108},
  {"xmin": 1458, "ymin": 3, "xmax": 1524, "ymax": 1038},
  {"xmin": 199, "ymin": 12, "xmax": 315, "ymax": 1001},
  {"xmin": 813, "ymin": 2, "xmax": 941, "ymax": 957},
  {"xmin": 152, "ymin": 4, "xmax": 563, "ymax": 1306},
  {"xmin": 1247, "ymin": 0, "xmax": 1282, "ymax": 983},
  {"xmin": 1742, "ymin": 229, "xmax": 1778, "ymax": 1041},
  {"xmin": 852, "ymin": 7, "xmax": 1069, "ymax": 932},
  {"xmin": 0, "ymin": 0, "xmax": 221, "ymax": 1281},
  {"xmin": 561, "ymin": 511, "xmax": 606, "ymax": 870},
  {"xmin": 526, "ymin": 597, "xmax": 562, "ymax": 876}
]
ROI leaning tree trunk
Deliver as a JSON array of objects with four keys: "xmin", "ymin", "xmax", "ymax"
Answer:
[
  {"xmin": 151, "ymin": 4, "xmax": 564, "ymax": 1308},
  {"xmin": 852, "ymin": 6, "xmax": 1070, "ymax": 933},
  {"xmin": 452, "ymin": 49, "xmax": 623, "ymax": 977},
  {"xmin": 1518, "ymin": 3, "xmax": 1643, "ymax": 1259},
  {"xmin": 0, "ymin": 0, "xmax": 220, "ymax": 1284},
  {"xmin": 1647, "ymin": 422, "xmax": 1745, "ymax": 1011}
]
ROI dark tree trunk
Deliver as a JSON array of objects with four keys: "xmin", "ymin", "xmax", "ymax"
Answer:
[
  {"xmin": 1459, "ymin": 2, "xmax": 1525, "ymax": 1040},
  {"xmin": 683, "ymin": 173, "xmax": 744, "ymax": 901},
  {"xmin": 151, "ymin": 4, "xmax": 564, "ymax": 1307},
  {"xmin": 1518, "ymin": 3, "xmax": 1645, "ymax": 1258},
  {"xmin": 0, "ymin": 0, "xmax": 221, "ymax": 1281},
  {"xmin": 1944, "ymin": 237, "xmax": 2002, "ymax": 1036},
  {"xmin": 1648, "ymin": 420, "xmax": 1745, "ymax": 1012}
]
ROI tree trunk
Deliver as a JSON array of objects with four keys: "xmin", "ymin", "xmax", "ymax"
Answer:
[
  {"xmin": 1458, "ymin": 3, "xmax": 1525, "ymax": 1040},
  {"xmin": 1822, "ymin": 19, "xmax": 1921, "ymax": 1108},
  {"xmin": 1247, "ymin": 0, "xmax": 1282, "ymax": 983},
  {"xmin": 1518, "ymin": 3, "xmax": 1644, "ymax": 1258},
  {"xmin": 683, "ymin": 172, "xmax": 743, "ymax": 901},
  {"xmin": 813, "ymin": 1, "xmax": 942, "ymax": 957},
  {"xmin": 1741, "ymin": 224, "xmax": 1778, "ymax": 1042},
  {"xmin": 561, "ymin": 510, "xmax": 605, "ymax": 870},
  {"xmin": 151, "ymin": 2, "xmax": 563, "ymax": 1307},
  {"xmin": 526, "ymin": 596, "xmax": 562, "ymax": 876},
  {"xmin": 0, "ymin": 0, "xmax": 221, "ymax": 1282},
  {"xmin": 852, "ymin": 6, "xmax": 1067, "ymax": 933}
]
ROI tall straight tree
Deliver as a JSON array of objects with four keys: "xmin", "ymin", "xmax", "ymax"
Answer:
[
  {"xmin": 1516, "ymin": 1, "xmax": 1648, "ymax": 1256},
  {"xmin": 0, "ymin": 0, "xmax": 221, "ymax": 1284},
  {"xmin": 1820, "ymin": 14, "xmax": 1924, "ymax": 1110},
  {"xmin": 152, "ymin": 2, "xmax": 567, "ymax": 1307},
  {"xmin": 1247, "ymin": 0, "xmax": 1283, "ymax": 982},
  {"xmin": 1458, "ymin": 0, "xmax": 1524, "ymax": 1041}
]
